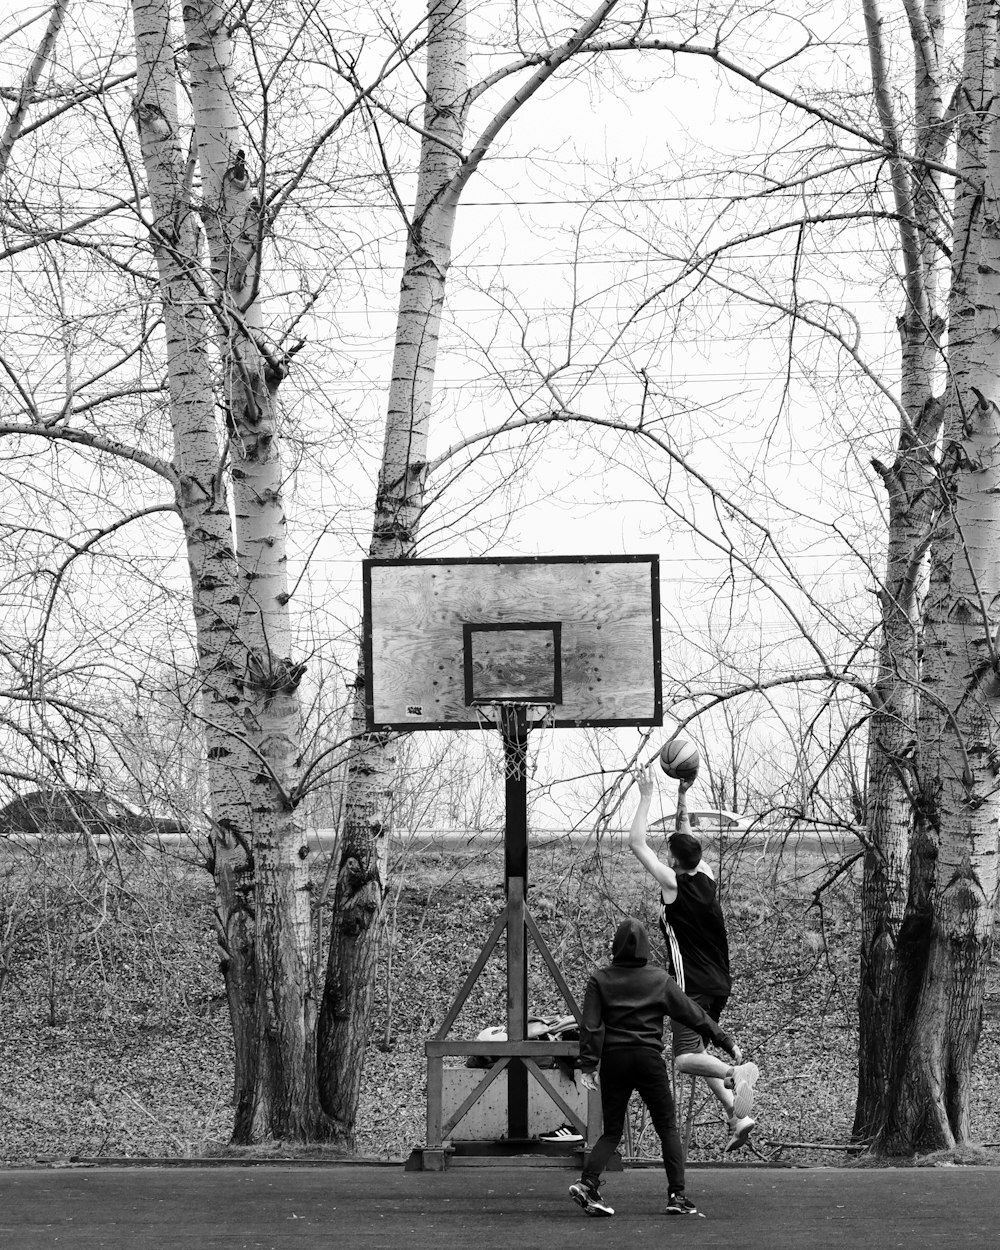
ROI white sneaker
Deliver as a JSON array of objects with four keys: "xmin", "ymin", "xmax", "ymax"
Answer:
[
  {"xmin": 725, "ymin": 1114, "xmax": 755, "ymax": 1152},
  {"xmin": 729, "ymin": 1062, "xmax": 759, "ymax": 1119}
]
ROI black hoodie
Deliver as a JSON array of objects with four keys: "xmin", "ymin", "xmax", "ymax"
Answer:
[{"xmin": 578, "ymin": 917, "xmax": 737, "ymax": 1072}]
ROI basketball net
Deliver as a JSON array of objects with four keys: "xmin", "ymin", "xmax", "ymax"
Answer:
[{"xmin": 472, "ymin": 701, "xmax": 556, "ymax": 781}]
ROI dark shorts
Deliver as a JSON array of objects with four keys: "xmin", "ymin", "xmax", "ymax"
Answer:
[{"xmin": 671, "ymin": 993, "xmax": 728, "ymax": 1057}]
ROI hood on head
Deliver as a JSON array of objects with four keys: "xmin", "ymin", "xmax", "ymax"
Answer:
[{"xmin": 611, "ymin": 917, "xmax": 649, "ymax": 966}]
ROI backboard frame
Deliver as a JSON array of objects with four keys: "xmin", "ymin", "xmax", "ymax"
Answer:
[
  {"xmin": 362, "ymin": 554, "xmax": 662, "ymax": 731},
  {"xmin": 463, "ymin": 621, "xmax": 563, "ymax": 707}
]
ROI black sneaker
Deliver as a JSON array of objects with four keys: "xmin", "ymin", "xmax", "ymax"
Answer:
[
  {"xmin": 541, "ymin": 1123, "xmax": 583, "ymax": 1143},
  {"xmin": 569, "ymin": 1181, "xmax": 615, "ymax": 1217},
  {"xmin": 666, "ymin": 1191, "xmax": 698, "ymax": 1216}
]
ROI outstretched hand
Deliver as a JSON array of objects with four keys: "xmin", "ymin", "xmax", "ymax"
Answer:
[{"xmin": 633, "ymin": 762, "xmax": 656, "ymax": 800}]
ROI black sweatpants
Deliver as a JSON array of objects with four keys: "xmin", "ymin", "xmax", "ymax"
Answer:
[{"xmin": 581, "ymin": 1045, "xmax": 684, "ymax": 1192}]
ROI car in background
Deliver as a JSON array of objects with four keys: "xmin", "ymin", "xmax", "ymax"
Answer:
[
  {"xmin": 653, "ymin": 808, "xmax": 748, "ymax": 834},
  {"xmin": 0, "ymin": 788, "xmax": 188, "ymax": 841}
]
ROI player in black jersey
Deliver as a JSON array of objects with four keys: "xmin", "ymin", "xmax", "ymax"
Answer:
[{"xmin": 628, "ymin": 763, "xmax": 760, "ymax": 1152}]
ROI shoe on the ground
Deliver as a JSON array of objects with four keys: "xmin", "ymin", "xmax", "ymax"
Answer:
[
  {"xmin": 569, "ymin": 1181, "xmax": 615, "ymax": 1217},
  {"xmin": 666, "ymin": 1191, "xmax": 699, "ymax": 1216},
  {"xmin": 540, "ymin": 1123, "xmax": 583, "ymax": 1143},
  {"xmin": 725, "ymin": 1114, "xmax": 756, "ymax": 1152},
  {"xmin": 729, "ymin": 1061, "xmax": 759, "ymax": 1119}
]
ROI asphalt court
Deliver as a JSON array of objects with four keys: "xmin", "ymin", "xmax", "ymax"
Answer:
[{"xmin": 0, "ymin": 1162, "xmax": 994, "ymax": 1248}]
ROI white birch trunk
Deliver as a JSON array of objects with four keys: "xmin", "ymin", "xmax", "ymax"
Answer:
[
  {"xmin": 855, "ymin": 0, "xmax": 947, "ymax": 1143},
  {"xmin": 317, "ymin": 0, "xmax": 470, "ymax": 1146},
  {"xmin": 375, "ymin": 0, "xmax": 468, "ymax": 553},
  {"xmin": 182, "ymin": 0, "xmax": 318, "ymax": 1142},
  {"xmin": 130, "ymin": 0, "xmax": 260, "ymax": 1117},
  {"xmin": 0, "ymin": 0, "xmax": 69, "ymax": 179},
  {"xmin": 318, "ymin": 0, "xmax": 621, "ymax": 1146},
  {"xmin": 881, "ymin": 0, "xmax": 1000, "ymax": 1153}
]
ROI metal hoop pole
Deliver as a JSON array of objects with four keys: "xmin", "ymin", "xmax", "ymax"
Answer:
[
  {"xmin": 495, "ymin": 704, "xmax": 529, "ymax": 1137},
  {"xmin": 499, "ymin": 704, "xmax": 529, "ymax": 881}
]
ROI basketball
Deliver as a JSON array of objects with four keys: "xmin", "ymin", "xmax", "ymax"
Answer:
[{"xmin": 659, "ymin": 736, "xmax": 700, "ymax": 780}]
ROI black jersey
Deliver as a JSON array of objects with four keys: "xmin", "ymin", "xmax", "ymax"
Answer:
[{"xmin": 658, "ymin": 871, "xmax": 731, "ymax": 998}]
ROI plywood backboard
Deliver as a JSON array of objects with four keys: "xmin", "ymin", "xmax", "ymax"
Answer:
[{"xmin": 363, "ymin": 555, "xmax": 661, "ymax": 730}]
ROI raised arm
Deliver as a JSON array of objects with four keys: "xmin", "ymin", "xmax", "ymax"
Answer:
[
  {"xmin": 674, "ymin": 774, "xmax": 694, "ymax": 836},
  {"xmin": 627, "ymin": 764, "xmax": 677, "ymax": 895}
]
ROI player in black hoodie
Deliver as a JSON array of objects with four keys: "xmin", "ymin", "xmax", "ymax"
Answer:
[{"xmin": 568, "ymin": 916, "xmax": 744, "ymax": 1218}]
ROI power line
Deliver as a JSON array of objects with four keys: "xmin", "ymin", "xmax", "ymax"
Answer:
[
  {"xmin": 0, "ymin": 251, "xmax": 902, "ymax": 270},
  {"xmin": 7, "ymin": 190, "xmax": 884, "ymax": 212},
  {"xmin": 0, "ymin": 551, "xmax": 867, "ymax": 567}
]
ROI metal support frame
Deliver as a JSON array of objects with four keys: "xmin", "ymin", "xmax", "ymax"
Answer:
[{"xmin": 409, "ymin": 703, "xmax": 603, "ymax": 1169}]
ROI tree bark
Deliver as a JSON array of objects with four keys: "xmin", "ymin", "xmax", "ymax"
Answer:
[
  {"xmin": 316, "ymin": 0, "xmax": 622, "ymax": 1148},
  {"xmin": 317, "ymin": 0, "xmax": 470, "ymax": 1147},
  {"xmin": 854, "ymin": 0, "xmax": 946, "ymax": 1143},
  {"xmin": 130, "ymin": 0, "xmax": 260, "ymax": 1124},
  {"xmin": 0, "ymin": 0, "xmax": 69, "ymax": 180},
  {"xmin": 133, "ymin": 0, "xmax": 319, "ymax": 1143},
  {"xmin": 868, "ymin": 0, "xmax": 1000, "ymax": 1153},
  {"xmin": 182, "ymin": 0, "xmax": 319, "ymax": 1142}
]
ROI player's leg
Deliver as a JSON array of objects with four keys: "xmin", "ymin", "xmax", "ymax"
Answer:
[
  {"xmin": 672, "ymin": 998, "xmax": 757, "ymax": 1150},
  {"xmin": 674, "ymin": 1048, "xmax": 758, "ymax": 1107},
  {"xmin": 635, "ymin": 1049, "xmax": 698, "ymax": 1215},
  {"xmin": 673, "ymin": 1047, "xmax": 733, "ymax": 1080},
  {"xmin": 570, "ymin": 1050, "xmax": 632, "ymax": 1217},
  {"xmin": 702, "ymin": 995, "xmax": 759, "ymax": 1120},
  {"xmin": 671, "ymin": 1011, "xmax": 734, "ymax": 1086}
]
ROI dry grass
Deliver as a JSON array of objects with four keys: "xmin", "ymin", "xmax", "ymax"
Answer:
[{"xmin": 0, "ymin": 834, "xmax": 997, "ymax": 1165}]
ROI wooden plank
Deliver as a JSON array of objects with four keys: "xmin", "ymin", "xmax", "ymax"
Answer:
[
  {"xmin": 426, "ymin": 1039, "xmax": 579, "ymax": 1057},
  {"xmin": 426, "ymin": 1054, "xmax": 444, "ymax": 1146},
  {"xmin": 441, "ymin": 1058, "xmax": 511, "ymax": 1139},
  {"xmin": 522, "ymin": 1059, "xmax": 586, "ymax": 1136},
  {"xmin": 445, "ymin": 1155, "xmax": 581, "ymax": 1168},
  {"xmin": 587, "ymin": 1084, "xmax": 601, "ymax": 1148}
]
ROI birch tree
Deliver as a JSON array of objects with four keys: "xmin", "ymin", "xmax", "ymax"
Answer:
[
  {"xmin": 3, "ymin": 0, "xmax": 660, "ymax": 1150},
  {"xmin": 870, "ymin": 0, "xmax": 1000, "ymax": 1153},
  {"xmin": 0, "ymin": 0, "xmax": 381, "ymax": 1141},
  {"xmin": 784, "ymin": 0, "xmax": 1000, "ymax": 1154},
  {"xmin": 123, "ymin": 0, "xmax": 319, "ymax": 1137},
  {"xmin": 317, "ymin": 0, "xmax": 629, "ymax": 1146},
  {"xmin": 849, "ymin": 0, "xmax": 951, "ymax": 1148}
]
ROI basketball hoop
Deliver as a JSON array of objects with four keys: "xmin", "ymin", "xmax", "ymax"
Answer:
[
  {"xmin": 362, "ymin": 555, "xmax": 661, "ymax": 731},
  {"xmin": 472, "ymin": 701, "xmax": 556, "ymax": 731},
  {"xmin": 360, "ymin": 556, "xmax": 663, "ymax": 1168},
  {"xmin": 472, "ymin": 701, "xmax": 556, "ymax": 780}
]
